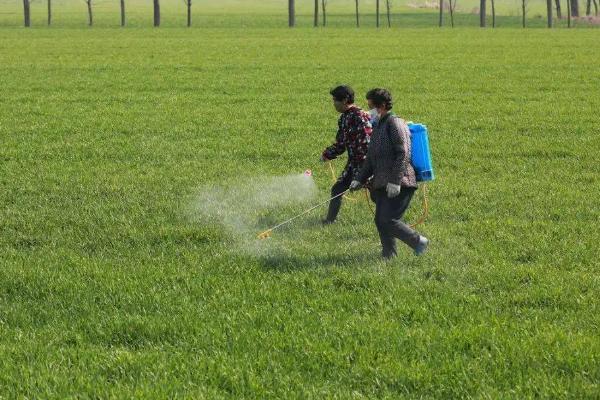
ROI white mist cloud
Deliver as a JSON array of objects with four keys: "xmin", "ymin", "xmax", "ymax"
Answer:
[{"xmin": 187, "ymin": 173, "xmax": 318, "ymax": 254}]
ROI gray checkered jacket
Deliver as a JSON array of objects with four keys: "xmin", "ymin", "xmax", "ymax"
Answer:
[{"xmin": 357, "ymin": 113, "xmax": 417, "ymax": 190}]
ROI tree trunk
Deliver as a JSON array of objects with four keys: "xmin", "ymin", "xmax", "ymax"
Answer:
[
  {"xmin": 522, "ymin": 0, "xmax": 526, "ymax": 27},
  {"xmin": 322, "ymin": 0, "xmax": 326, "ymax": 26},
  {"xmin": 23, "ymin": 0, "xmax": 30, "ymax": 27},
  {"xmin": 87, "ymin": 0, "xmax": 93, "ymax": 26},
  {"xmin": 547, "ymin": 0, "xmax": 553, "ymax": 26},
  {"xmin": 288, "ymin": 0, "xmax": 295, "ymax": 27},
  {"xmin": 439, "ymin": 0, "xmax": 443, "ymax": 26},
  {"xmin": 492, "ymin": 0, "xmax": 496, "ymax": 26},
  {"xmin": 153, "ymin": 0, "xmax": 160, "ymax": 27},
  {"xmin": 480, "ymin": 0, "xmax": 486, "ymax": 26},
  {"xmin": 47, "ymin": 0, "xmax": 51, "ymax": 25},
  {"xmin": 355, "ymin": 0, "xmax": 360, "ymax": 27},
  {"xmin": 555, "ymin": 0, "xmax": 562, "ymax": 19},
  {"xmin": 376, "ymin": 0, "xmax": 380, "ymax": 27},
  {"xmin": 120, "ymin": 0, "xmax": 125, "ymax": 26},
  {"xmin": 593, "ymin": 0, "xmax": 598, "ymax": 15},
  {"xmin": 187, "ymin": 0, "xmax": 191, "ymax": 27},
  {"xmin": 386, "ymin": 0, "xmax": 391, "ymax": 27},
  {"xmin": 570, "ymin": 0, "xmax": 578, "ymax": 16},
  {"xmin": 567, "ymin": 0, "xmax": 571, "ymax": 26},
  {"xmin": 449, "ymin": 0, "xmax": 455, "ymax": 26},
  {"xmin": 586, "ymin": 0, "xmax": 591, "ymax": 15},
  {"xmin": 314, "ymin": 0, "xmax": 318, "ymax": 26}
]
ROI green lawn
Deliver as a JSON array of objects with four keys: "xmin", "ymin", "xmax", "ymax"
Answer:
[{"xmin": 1, "ymin": 4, "xmax": 600, "ymax": 398}]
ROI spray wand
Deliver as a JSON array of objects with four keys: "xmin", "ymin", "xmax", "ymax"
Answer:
[{"xmin": 256, "ymin": 189, "xmax": 349, "ymax": 240}]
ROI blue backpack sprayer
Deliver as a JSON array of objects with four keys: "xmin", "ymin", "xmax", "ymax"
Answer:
[
  {"xmin": 257, "ymin": 123, "xmax": 435, "ymax": 239},
  {"xmin": 408, "ymin": 123, "xmax": 435, "ymax": 182}
]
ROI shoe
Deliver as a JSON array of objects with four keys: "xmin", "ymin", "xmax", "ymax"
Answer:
[
  {"xmin": 414, "ymin": 236, "xmax": 429, "ymax": 256},
  {"xmin": 321, "ymin": 218, "xmax": 335, "ymax": 226},
  {"xmin": 381, "ymin": 252, "xmax": 397, "ymax": 260}
]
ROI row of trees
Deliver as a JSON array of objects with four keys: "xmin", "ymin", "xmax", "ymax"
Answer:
[
  {"xmin": 476, "ymin": 0, "xmax": 598, "ymax": 27},
  {"xmin": 288, "ymin": 0, "xmax": 598, "ymax": 29},
  {"xmin": 21, "ymin": 0, "xmax": 191, "ymax": 27},
  {"xmin": 289, "ymin": 0, "xmax": 395, "ymax": 27},
  {"xmin": 20, "ymin": 0, "xmax": 599, "ymax": 28}
]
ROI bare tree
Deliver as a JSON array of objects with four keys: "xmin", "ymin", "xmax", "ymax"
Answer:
[
  {"xmin": 288, "ymin": 0, "xmax": 295, "ymax": 27},
  {"xmin": 491, "ymin": 0, "xmax": 496, "ymax": 26},
  {"xmin": 314, "ymin": 0, "xmax": 319, "ymax": 26},
  {"xmin": 183, "ymin": 0, "xmax": 191, "ymax": 26},
  {"xmin": 547, "ymin": 0, "xmax": 553, "ymax": 26},
  {"xmin": 555, "ymin": 0, "xmax": 562, "ymax": 19},
  {"xmin": 567, "ymin": 0, "xmax": 572, "ymax": 26},
  {"xmin": 355, "ymin": 0, "xmax": 360, "ymax": 27},
  {"xmin": 439, "ymin": 0, "xmax": 443, "ymax": 26},
  {"xmin": 386, "ymin": 0, "xmax": 392, "ymax": 26},
  {"xmin": 570, "ymin": 0, "xmax": 579, "ymax": 16},
  {"xmin": 376, "ymin": 0, "xmax": 380, "ymax": 27},
  {"xmin": 84, "ymin": 0, "xmax": 93, "ymax": 26},
  {"xmin": 322, "ymin": 0, "xmax": 327, "ymax": 26},
  {"xmin": 23, "ymin": 0, "xmax": 31, "ymax": 27},
  {"xmin": 153, "ymin": 0, "xmax": 160, "ymax": 27},
  {"xmin": 120, "ymin": 0, "xmax": 125, "ymax": 26},
  {"xmin": 521, "ymin": 0, "xmax": 527, "ymax": 27},
  {"xmin": 480, "ymin": 0, "xmax": 486, "ymax": 26},
  {"xmin": 48, "ymin": 0, "xmax": 51, "ymax": 25},
  {"xmin": 449, "ymin": 0, "xmax": 456, "ymax": 26},
  {"xmin": 586, "ymin": 0, "xmax": 591, "ymax": 15},
  {"xmin": 593, "ymin": 0, "xmax": 598, "ymax": 15}
]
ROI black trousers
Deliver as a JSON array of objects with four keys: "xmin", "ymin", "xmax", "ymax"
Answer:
[
  {"xmin": 325, "ymin": 172, "xmax": 353, "ymax": 223},
  {"xmin": 370, "ymin": 187, "xmax": 420, "ymax": 258}
]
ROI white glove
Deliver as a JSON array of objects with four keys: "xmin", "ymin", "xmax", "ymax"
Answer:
[
  {"xmin": 386, "ymin": 183, "xmax": 401, "ymax": 198},
  {"xmin": 350, "ymin": 180, "xmax": 362, "ymax": 191}
]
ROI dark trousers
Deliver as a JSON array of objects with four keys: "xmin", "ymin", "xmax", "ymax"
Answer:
[
  {"xmin": 325, "ymin": 172, "xmax": 353, "ymax": 223},
  {"xmin": 370, "ymin": 187, "xmax": 420, "ymax": 258}
]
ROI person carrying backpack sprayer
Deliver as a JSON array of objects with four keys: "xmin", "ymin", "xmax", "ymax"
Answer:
[
  {"xmin": 320, "ymin": 85, "xmax": 373, "ymax": 225},
  {"xmin": 351, "ymin": 88, "xmax": 429, "ymax": 258}
]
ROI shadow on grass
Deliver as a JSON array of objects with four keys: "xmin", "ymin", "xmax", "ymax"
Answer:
[{"xmin": 257, "ymin": 251, "xmax": 381, "ymax": 272}]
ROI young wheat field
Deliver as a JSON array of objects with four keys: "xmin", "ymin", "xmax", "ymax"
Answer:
[{"xmin": 1, "ymin": 0, "xmax": 599, "ymax": 397}]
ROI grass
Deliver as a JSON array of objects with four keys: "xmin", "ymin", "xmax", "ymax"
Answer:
[{"xmin": 1, "ymin": 1, "xmax": 600, "ymax": 398}]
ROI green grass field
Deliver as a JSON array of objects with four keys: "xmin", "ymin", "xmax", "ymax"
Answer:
[{"xmin": 1, "ymin": 1, "xmax": 600, "ymax": 398}]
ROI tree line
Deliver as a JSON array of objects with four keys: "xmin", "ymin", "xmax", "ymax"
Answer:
[
  {"xmin": 21, "ymin": 0, "xmax": 189, "ymax": 27},
  {"xmin": 289, "ymin": 0, "xmax": 598, "ymax": 29},
  {"xmin": 19, "ymin": 0, "xmax": 599, "ymax": 28},
  {"xmin": 290, "ymin": 0, "xmax": 395, "ymax": 27}
]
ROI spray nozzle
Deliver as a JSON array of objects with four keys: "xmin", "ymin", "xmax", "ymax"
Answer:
[{"xmin": 257, "ymin": 229, "xmax": 273, "ymax": 240}]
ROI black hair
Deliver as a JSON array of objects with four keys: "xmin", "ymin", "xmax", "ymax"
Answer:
[
  {"xmin": 366, "ymin": 88, "xmax": 393, "ymax": 110},
  {"xmin": 330, "ymin": 85, "xmax": 355, "ymax": 105}
]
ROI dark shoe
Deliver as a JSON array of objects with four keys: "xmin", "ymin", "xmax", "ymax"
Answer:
[{"xmin": 381, "ymin": 249, "xmax": 397, "ymax": 260}]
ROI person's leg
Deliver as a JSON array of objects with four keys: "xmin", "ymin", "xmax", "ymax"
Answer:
[
  {"xmin": 373, "ymin": 189, "xmax": 397, "ymax": 258},
  {"xmin": 324, "ymin": 172, "xmax": 353, "ymax": 223},
  {"xmin": 384, "ymin": 187, "xmax": 421, "ymax": 249}
]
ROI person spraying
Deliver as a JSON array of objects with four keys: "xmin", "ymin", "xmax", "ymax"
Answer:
[
  {"xmin": 351, "ymin": 88, "xmax": 429, "ymax": 258},
  {"xmin": 320, "ymin": 85, "xmax": 372, "ymax": 225}
]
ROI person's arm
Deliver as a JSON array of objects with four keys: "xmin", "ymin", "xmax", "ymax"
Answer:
[
  {"xmin": 388, "ymin": 117, "xmax": 409, "ymax": 185},
  {"xmin": 355, "ymin": 145, "xmax": 373, "ymax": 184},
  {"xmin": 349, "ymin": 112, "xmax": 372, "ymax": 180},
  {"xmin": 321, "ymin": 119, "xmax": 346, "ymax": 161}
]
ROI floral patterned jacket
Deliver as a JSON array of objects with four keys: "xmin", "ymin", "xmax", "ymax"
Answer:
[{"xmin": 322, "ymin": 106, "xmax": 372, "ymax": 181}]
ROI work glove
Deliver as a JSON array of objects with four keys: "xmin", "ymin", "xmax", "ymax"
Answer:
[
  {"xmin": 350, "ymin": 180, "xmax": 362, "ymax": 191},
  {"xmin": 386, "ymin": 183, "xmax": 402, "ymax": 198}
]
